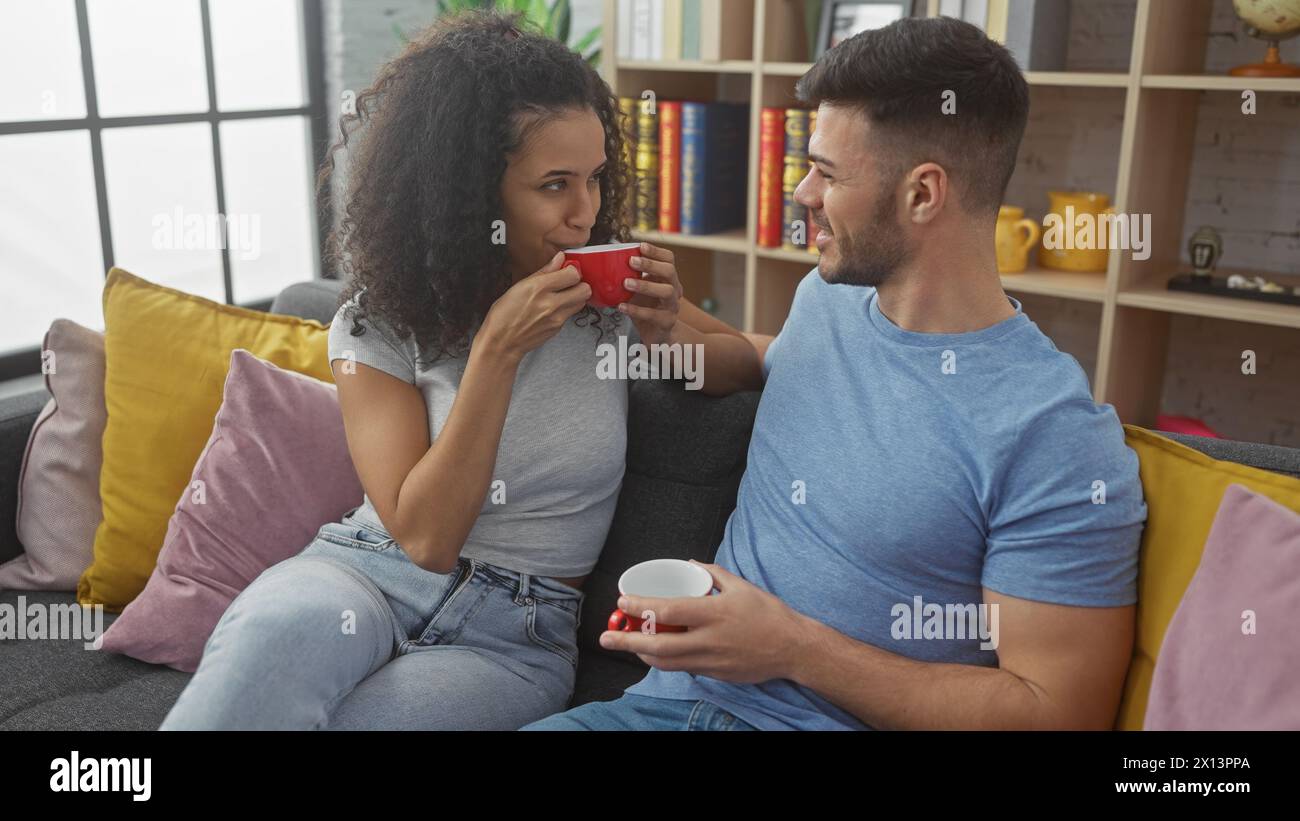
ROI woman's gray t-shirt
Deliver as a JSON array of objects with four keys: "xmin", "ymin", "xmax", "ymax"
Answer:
[{"xmin": 326, "ymin": 292, "xmax": 638, "ymax": 578}]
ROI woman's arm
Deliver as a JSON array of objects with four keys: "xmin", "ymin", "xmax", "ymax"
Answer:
[
  {"xmin": 621, "ymin": 243, "xmax": 769, "ymax": 396},
  {"xmin": 667, "ymin": 318, "xmax": 766, "ymax": 396},
  {"xmin": 332, "ymin": 254, "xmax": 590, "ymax": 574},
  {"xmin": 678, "ymin": 297, "xmax": 744, "ymax": 339},
  {"xmin": 332, "ymin": 338, "xmax": 521, "ymax": 575}
]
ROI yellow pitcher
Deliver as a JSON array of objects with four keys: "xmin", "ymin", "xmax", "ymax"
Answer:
[
  {"xmin": 1038, "ymin": 190, "xmax": 1116, "ymax": 273},
  {"xmin": 996, "ymin": 206, "xmax": 1040, "ymax": 273}
]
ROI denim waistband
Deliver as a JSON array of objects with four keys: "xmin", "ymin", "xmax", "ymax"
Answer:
[
  {"xmin": 470, "ymin": 560, "xmax": 584, "ymax": 612},
  {"xmin": 342, "ymin": 505, "xmax": 584, "ymax": 611}
]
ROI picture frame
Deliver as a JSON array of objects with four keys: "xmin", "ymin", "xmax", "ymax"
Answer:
[{"xmin": 815, "ymin": 0, "xmax": 923, "ymax": 59}]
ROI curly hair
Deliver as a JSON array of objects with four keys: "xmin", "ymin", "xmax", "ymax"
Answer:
[{"xmin": 318, "ymin": 9, "xmax": 634, "ymax": 367}]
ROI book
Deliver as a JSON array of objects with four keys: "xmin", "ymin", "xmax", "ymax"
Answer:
[
  {"xmin": 617, "ymin": 0, "xmax": 633, "ymax": 59},
  {"xmin": 984, "ymin": 0, "xmax": 1010, "ymax": 43},
  {"xmin": 757, "ymin": 107, "xmax": 786, "ymax": 248},
  {"xmin": 658, "ymin": 101, "xmax": 682, "ymax": 232},
  {"xmin": 680, "ymin": 101, "xmax": 749, "ymax": 235},
  {"xmin": 635, "ymin": 98, "xmax": 659, "ymax": 232},
  {"xmin": 618, "ymin": 97, "xmax": 640, "ymax": 223},
  {"xmin": 962, "ymin": 0, "xmax": 988, "ymax": 28},
  {"xmin": 808, "ymin": 108, "xmax": 819, "ymax": 256},
  {"xmin": 698, "ymin": 0, "xmax": 752, "ymax": 61},
  {"xmin": 631, "ymin": 0, "xmax": 651, "ymax": 60},
  {"xmin": 782, "ymin": 108, "xmax": 812, "ymax": 251},
  {"xmin": 1003, "ymin": 0, "xmax": 1069, "ymax": 70},
  {"xmin": 648, "ymin": 0, "xmax": 663, "ymax": 60},
  {"xmin": 681, "ymin": 0, "xmax": 701, "ymax": 60},
  {"xmin": 663, "ymin": 0, "xmax": 683, "ymax": 62}
]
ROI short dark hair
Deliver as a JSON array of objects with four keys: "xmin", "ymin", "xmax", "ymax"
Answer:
[{"xmin": 795, "ymin": 16, "xmax": 1029, "ymax": 218}]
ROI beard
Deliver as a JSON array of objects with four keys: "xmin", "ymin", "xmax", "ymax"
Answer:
[{"xmin": 818, "ymin": 182, "xmax": 913, "ymax": 288}]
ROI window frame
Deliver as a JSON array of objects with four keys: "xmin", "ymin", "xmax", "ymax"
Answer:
[{"xmin": 0, "ymin": 0, "xmax": 329, "ymax": 381}]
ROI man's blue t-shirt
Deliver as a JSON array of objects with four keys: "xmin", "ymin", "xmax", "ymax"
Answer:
[{"xmin": 624, "ymin": 269, "xmax": 1147, "ymax": 730}]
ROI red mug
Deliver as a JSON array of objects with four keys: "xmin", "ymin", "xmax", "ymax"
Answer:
[
  {"xmin": 563, "ymin": 242, "xmax": 639, "ymax": 308},
  {"xmin": 607, "ymin": 559, "xmax": 715, "ymax": 635}
]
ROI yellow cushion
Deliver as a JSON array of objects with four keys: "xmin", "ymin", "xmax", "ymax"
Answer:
[
  {"xmin": 1116, "ymin": 425, "xmax": 1300, "ymax": 729},
  {"xmin": 78, "ymin": 268, "xmax": 333, "ymax": 612}
]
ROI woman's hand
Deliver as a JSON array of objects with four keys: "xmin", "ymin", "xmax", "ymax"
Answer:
[
  {"xmin": 619, "ymin": 242, "xmax": 682, "ymax": 346},
  {"xmin": 477, "ymin": 251, "xmax": 591, "ymax": 363}
]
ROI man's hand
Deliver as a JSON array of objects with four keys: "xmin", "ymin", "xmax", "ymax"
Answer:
[{"xmin": 598, "ymin": 560, "xmax": 810, "ymax": 684}]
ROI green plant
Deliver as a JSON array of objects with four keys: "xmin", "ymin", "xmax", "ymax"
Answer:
[{"xmin": 397, "ymin": 0, "xmax": 601, "ymax": 68}]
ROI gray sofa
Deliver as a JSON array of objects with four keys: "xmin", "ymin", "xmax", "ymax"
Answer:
[{"xmin": 2, "ymin": 278, "xmax": 1298, "ymax": 730}]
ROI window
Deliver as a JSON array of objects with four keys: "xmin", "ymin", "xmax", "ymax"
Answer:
[{"xmin": 0, "ymin": 0, "xmax": 326, "ymax": 379}]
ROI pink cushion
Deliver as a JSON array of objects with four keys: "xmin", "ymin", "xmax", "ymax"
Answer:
[
  {"xmin": 0, "ymin": 319, "xmax": 106, "ymax": 591},
  {"xmin": 99, "ymin": 348, "xmax": 363, "ymax": 671},
  {"xmin": 1144, "ymin": 483, "xmax": 1300, "ymax": 729}
]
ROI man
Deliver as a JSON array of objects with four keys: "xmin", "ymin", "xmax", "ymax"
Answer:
[{"xmin": 522, "ymin": 16, "xmax": 1146, "ymax": 731}]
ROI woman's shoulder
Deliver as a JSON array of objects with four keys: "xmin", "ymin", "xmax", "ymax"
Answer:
[{"xmin": 327, "ymin": 288, "xmax": 421, "ymax": 382}]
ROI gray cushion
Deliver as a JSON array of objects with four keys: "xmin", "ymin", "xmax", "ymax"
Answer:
[
  {"xmin": 270, "ymin": 278, "xmax": 346, "ymax": 325},
  {"xmin": 1159, "ymin": 430, "xmax": 1300, "ymax": 479},
  {"xmin": 0, "ymin": 388, "xmax": 52, "ymax": 566},
  {"xmin": 0, "ymin": 591, "xmax": 191, "ymax": 730}
]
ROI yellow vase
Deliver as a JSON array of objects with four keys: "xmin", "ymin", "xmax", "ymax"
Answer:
[
  {"xmin": 1038, "ymin": 190, "xmax": 1116, "ymax": 273},
  {"xmin": 995, "ymin": 206, "xmax": 1041, "ymax": 273}
]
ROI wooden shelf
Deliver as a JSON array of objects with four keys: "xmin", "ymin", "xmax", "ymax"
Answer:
[
  {"xmin": 756, "ymin": 245, "xmax": 821, "ymax": 264},
  {"xmin": 1023, "ymin": 71, "xmax": 1131, "ymax": 87},
  {"xmin": 760, "ymin": 66, "xmax": 1133, "ymax": 87},
  {"xmin": 1142, "ymin": 75, "xmax": 1300, "ymax": 92},
  {"xmin": 617, "ymin": 59, "xmax": 755, "ymax": 74},
  {"xmin": 1117, "ymin": 288, "xmax": 1300, "ymax": 330},
  {"xmin": 630, "ymin": 227, "xmax": 750, "ymax": 254},
  {"xmin": 1000, "ymin": 267, "xmax": 1108, "ymax": 303},
  {"xmin": 762, "ymin": 61, "xmax": 814, "ymax": 76},
  {"xmin": 601, "ymin": 0, "xmax": 1300, "ymax": 437}
]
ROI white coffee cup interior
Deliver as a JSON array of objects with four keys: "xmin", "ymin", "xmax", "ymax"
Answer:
[
  {"xmin": 618, "ymin": 559, "xmax": 714, "ymax": 598},
  {"xmin": 563, "ymin": 242, "xmax": 640, "ymax": 254}
]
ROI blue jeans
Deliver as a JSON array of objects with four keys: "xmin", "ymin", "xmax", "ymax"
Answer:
[
  {"xmin": 520, "ymin": 693, "xmax": 758, "ymax": 730},
  {"xmin": 160, "ymin": 509, "xmax": 583, "ymax": 730}
]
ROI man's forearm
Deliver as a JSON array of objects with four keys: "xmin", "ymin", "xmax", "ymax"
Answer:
[
  {"xmin": 787, "ymin": 615, "xmax": 1060, "ymax": 730},
  {"xmin": 668, "ymin": 319, "xmax": 764, "ymax": 395}
]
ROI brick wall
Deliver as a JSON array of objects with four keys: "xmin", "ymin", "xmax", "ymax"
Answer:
[{"xmin": 1011, "ymin": 0, "xmax": 1300, "ymax": 445}]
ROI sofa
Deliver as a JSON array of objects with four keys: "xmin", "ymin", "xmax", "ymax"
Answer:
[
  {"xmin": 0, "ymin": 277, "xmax": 758, "ymax": 730},
  {"xmin": 1, "ymin": 277, "xmax": 1298, "ymax": 730}
]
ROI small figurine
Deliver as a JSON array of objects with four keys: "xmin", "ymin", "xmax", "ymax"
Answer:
[
  {"xmin": 1227, "ymin": 273, "xmax": 1291, "ymax": 293},
  {"xmin": 1188, "ymin": 226, "xmax": 1222, "ymax": 278}
]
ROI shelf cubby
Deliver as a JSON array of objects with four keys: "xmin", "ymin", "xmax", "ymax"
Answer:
[{"xmin": 602, "ymin": 0, "xmax": 1300, "ymax": 445}]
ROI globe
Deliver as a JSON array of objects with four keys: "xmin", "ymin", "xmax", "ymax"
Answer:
[
  {"xmin": 1231, "ymin": 0, "xmax": 1300, "ymax": 76},
  {"xmin": 1234, "ymin": 0, "xmax": 1300, "ymax": 35}
]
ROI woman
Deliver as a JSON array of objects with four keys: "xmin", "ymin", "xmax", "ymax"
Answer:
[{"xmin": 160, "ymin": 10, "xmax": 748, "ymax": 730}]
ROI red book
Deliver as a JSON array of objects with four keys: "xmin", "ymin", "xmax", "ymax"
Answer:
[
  {"xmin": 758, "ymin": 107, "xmax": 786, "ymax": 247},
  {"xmin": 658, "ymin": 101, "xmax": 682, "ymax": 233}
]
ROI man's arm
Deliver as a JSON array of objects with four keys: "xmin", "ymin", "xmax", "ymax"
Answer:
[
  {"xmin": 789, "ymin": 588, "xmax": 1135, "ymax": 730},
  {"xmin": 605, "ymin": 570, "xmax": 1134, "ymax": 731}
]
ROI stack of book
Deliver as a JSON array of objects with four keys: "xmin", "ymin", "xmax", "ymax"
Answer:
[
  {"xmin": 616, "ymin": 0, "xmax": 751, "ymax": 62},
  {"xmin": 758, "ymin": 106, "xmax": 820, "ymax": 255},
  {"xmin": 619, "ymin": 97, "xmax": 749, "ymax": 236}
]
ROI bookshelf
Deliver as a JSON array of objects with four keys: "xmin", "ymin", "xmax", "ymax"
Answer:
[{"xmin": 600, "ymin": 0, "xmax": 1300, "ymax": 432}]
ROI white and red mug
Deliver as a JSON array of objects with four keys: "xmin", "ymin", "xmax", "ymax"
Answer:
[{"xmin": 607, "ymin": 559, "xmax": 715, "ymax": 634}]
